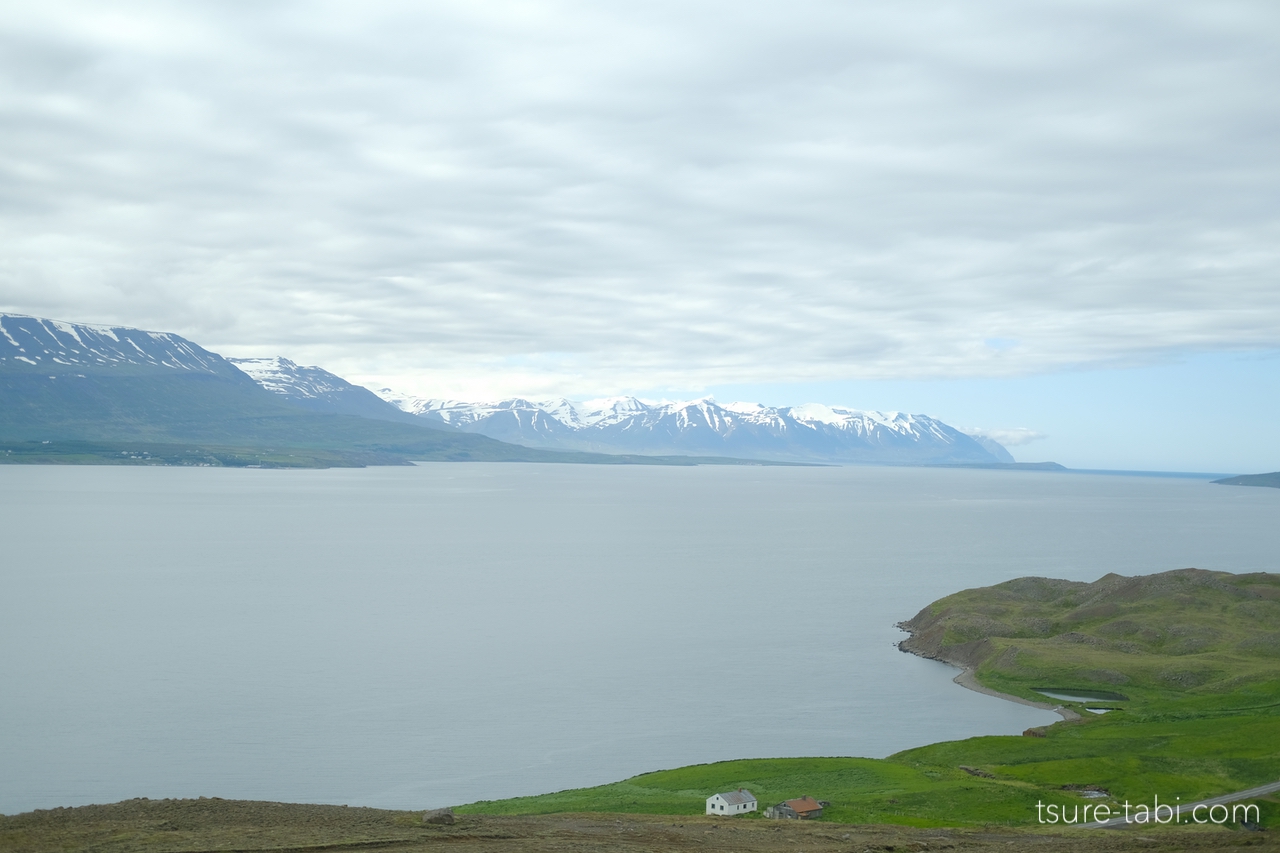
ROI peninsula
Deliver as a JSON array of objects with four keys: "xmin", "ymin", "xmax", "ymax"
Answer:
[{"xmin": 5, "ymin": 568, "xmax": 1276, "ymax": 850}]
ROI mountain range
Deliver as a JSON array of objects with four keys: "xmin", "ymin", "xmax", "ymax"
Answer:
[
  {"xmin": 212, "ymin": 352, "xmax": 1013, "ymax": 465},
  {"xmin": 1, "ymin": 312, "xmax": 1016, "ymax": 467},
  {"xmin": 373, "ymin": 392, "xmax": 1013, "ymax": 465},
  {"xmin": 228, "ymin": 356, "xmax": 423, "ymax": 425},
  {"xmin": 0, "ymin": 314, "xmax": 618, "ymax": 467}
]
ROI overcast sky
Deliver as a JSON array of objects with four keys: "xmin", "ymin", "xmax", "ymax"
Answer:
[{"xmin": 2, "ymin": 2, "xmax": 1278, "ymax": 469}]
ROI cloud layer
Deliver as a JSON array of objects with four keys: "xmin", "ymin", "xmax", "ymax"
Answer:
[
  {"xmin": 2, "ymin": 1, "xmax": 1277, "ymax": 397},
  {"xmin": 960, "ymin": 427, "xmax": 1047, "ymax": 447}
]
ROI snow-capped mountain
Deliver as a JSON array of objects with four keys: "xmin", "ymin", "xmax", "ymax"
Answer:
[
  {"xmin": 0, "ymin": 313, "xmax": 235, "ymax": 375},
  {"xmin": 0, "ymin": 314, "xmax": 554, "ymax": 465},
  {"xmin": 228, "ymin": 357, "xmax": 424, "ymax": 424},
  {"xmin": 0, "ymin": 312, "xmax": 1016, "ymax": 466},
  {"xmin": 374, "ymin": 392, "xmax": 1012, "ymax": 465}
]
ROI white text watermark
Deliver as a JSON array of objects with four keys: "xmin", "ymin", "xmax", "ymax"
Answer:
[{"xmin": 1036, "ymin": 795, "xmax": 1260, "ymax": 825}]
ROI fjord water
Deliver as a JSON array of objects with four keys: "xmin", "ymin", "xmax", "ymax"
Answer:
[{"xmin": 2, "ymin": 465, "xmax": 1276, "ymax": 815}]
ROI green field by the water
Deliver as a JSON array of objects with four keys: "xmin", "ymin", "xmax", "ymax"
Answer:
[{"xmin": 461, "ymin": 569, "xmax": 1280, "ymax": 828}]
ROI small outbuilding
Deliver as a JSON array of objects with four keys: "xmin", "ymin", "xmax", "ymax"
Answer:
[
  {"xmin": 706, "ymin": 788, "xmax": 757, "ymax": 816},
  {"xmin": 764, "ymin": 796, "xmax": 824, "ymax": 820}
]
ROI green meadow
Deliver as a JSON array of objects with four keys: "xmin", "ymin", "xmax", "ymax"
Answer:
[{"xmin": 461, "ymin": 569, "xmax": 1280, "ymax": 828}]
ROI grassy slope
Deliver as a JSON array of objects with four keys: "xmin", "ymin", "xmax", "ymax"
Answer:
[
  {"xmin": 461, "ymin": 569, "xmax": 1280, "ymax": 827},
  {"xmin": 460, "ymin": 718, "xmax": 1280, "ymax": 828},
  {"xmin": 899, "ymin": 569, "xmax": 1280, "ymax": 711}
]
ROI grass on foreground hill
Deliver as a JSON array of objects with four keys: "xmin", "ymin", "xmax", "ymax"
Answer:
[
  {"xmin": 460, "ymin": 715, "xmax": 1280, "ymax": 828},
  {"xmin": 462, "ymin": 569, "xmax": 1280, "ymax": 829},
  {"xmin": 899, "ymin": 568, "xmax": 1280, "ymax": 713},
  {"xmin": 4, "ymin": 799, "xmax": 1255, "ymax": 853}
]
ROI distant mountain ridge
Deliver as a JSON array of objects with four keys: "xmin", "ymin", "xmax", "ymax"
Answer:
[
  {"xmin": 0, "ymin": 313, "xmax": 234, "ymax": 375},
  {"xmin": 227, "ymin": 357, "xmax": 424, "ymax": 425},
  {"xmin": 373, "ymin": 392, "xmax": 1013, "ymax": 465},
  {"xmin": 0, "ymin": 313, "xmax": 618, "ymax": 467},
  {"xmin": 0, "ymin": 311, "xmax": 1015, "ymax": 467}
]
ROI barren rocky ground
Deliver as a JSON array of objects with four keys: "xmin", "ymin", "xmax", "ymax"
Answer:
[{"xmin": 1, "ymin": 798, "xmax": 1275, "ymax": 853}]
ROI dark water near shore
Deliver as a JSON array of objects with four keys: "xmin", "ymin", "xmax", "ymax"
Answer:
[{"xmin": 2, "ymin": 464, "xmax": 1277, "ymax": 815}]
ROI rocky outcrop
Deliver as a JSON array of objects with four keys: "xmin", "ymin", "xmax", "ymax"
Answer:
[{"xmin": 423, "ymin": 807, "xmax": 455, "ymax": 825}]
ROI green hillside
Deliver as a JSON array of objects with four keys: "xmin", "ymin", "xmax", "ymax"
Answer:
[
  {"xmin": 461, "ymin": 569, "xmax": 1280, "ymax": 828},
  {"xmin": 898, "ymin": 568, "xmax": 1280, "ymax": 711}
]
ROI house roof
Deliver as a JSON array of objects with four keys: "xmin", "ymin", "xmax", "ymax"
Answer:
[
  {"xmin": 784, "ymin": 796, "xmax": 822, "ymax": 813},
  {"xmin": 712, "ymin": 789, "xmax": 757, "ymax": 805}
]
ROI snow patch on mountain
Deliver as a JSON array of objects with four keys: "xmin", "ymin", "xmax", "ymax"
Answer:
[
  {"xmin": 373, "ymin": 389, "xmax": 1014, "ymax": 464},
  {"xmin": 230, "ymin": 357, "xmax": 352, "ymax": 399},
  {"xmin": 0, "ymin": 313, "xmax": 230, "ymax": 373},
  {"xmin": 227, "ymin": 358, "xmax": 423, "ymax": 423},
  {"xmin": 375, "ymin": 388, "xmax": 443, "ymax": 417}
]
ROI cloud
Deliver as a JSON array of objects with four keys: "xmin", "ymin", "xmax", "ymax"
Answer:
[
  {"xmin": 960, "ymin": 427, "xmax": 1048, "ymax": 447},
  {"xmin": 1, "ymin": 1, "xmax": 1277, "ymax": 397}
]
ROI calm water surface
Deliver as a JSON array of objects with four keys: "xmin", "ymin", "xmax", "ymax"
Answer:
[{"xmin": 1, "ymin": 463, "xmax": 1276, "ymax": 815}]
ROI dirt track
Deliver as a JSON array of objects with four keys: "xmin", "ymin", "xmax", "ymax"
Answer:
[{"xmin": 1, "ymin": 798, "xmax": 1276, "ymax": 853}]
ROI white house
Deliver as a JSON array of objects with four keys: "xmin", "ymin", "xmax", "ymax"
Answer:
[{"xmin": 706, "ymin": 788, "xmax": 757, "ymax": 816}]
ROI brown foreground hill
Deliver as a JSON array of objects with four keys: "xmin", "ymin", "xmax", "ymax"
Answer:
[{"xmin": 1, "ymin": 798, "xmax": 1275, "ymax": 853}]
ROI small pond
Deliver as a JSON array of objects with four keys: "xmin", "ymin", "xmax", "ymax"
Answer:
[{"xmin": 1034, "ymin": 688, "xmax": 1129, "ymax": 703}]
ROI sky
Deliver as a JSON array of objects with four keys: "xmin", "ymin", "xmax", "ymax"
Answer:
[{"xmin": 1, "ymin": 1, "xmax": 1278, "ymax": 472}]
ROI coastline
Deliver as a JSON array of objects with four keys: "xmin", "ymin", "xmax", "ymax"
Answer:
[
  {"xmin": 895, "ymin": 626, "xmax": 1082, "ymax": 722},
  {"xmin": 949, "ymin": 664, "xmax": 1081, "ymax": 722}
]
